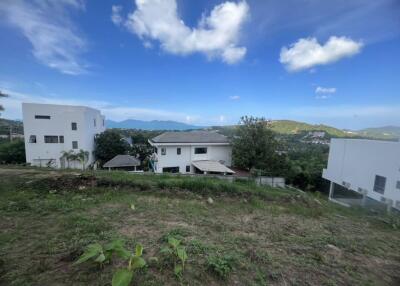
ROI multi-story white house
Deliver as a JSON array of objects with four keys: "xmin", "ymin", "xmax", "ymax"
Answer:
[
  {"xmin": 148, "ymin": 131, "xmax": 234, "ymax": 174},
  {"xmin": 22, "ymin": 103, "xmax": 105, "ymax": 169},
  {"xmin": 322, "ymin": 138, "xmax": 400, "ymax": 210}
]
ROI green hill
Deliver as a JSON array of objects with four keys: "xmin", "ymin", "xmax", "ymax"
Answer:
[
  {"xmin": 269, "ymin": 120, "xmax": 353, "ymax": 137},
  {"xmin": 357, "ymin": 126, "xmax": 400, "ymax": 140},
  {"xmin": 0, "ymin": 118, "xmax": 23, "ymax": 135}
]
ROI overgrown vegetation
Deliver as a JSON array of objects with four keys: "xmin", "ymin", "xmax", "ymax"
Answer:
[
  {"xmin": 0, "ymin": 140, "xmax": 25, "ymax": 164},
  {"xmin": 0, "ymin": 166, "xmax": 399, "ymax": 285}
]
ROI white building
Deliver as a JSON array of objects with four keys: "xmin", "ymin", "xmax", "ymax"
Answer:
[
  {"xmin": 322, "ymin": 138, "xmax": 400, "ymax": 210},
  {"xmin": 22, "ymin": 103, "xmax": 105, "ymax": 169},
  {"xmin": 149, "ymin": 131, "xmax": 234, "ymax": 174}
]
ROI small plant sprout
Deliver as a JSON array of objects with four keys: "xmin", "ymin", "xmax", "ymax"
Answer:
[
  {"xmin": 112, "ymin": 244, "xmax": 146, "ymax": 286},
  {"xmin": 74, "ymin": 240, "xmax": 130, "ymax": 267},
  {"xmin": 74, "ymin": 243, "xmax": 107, "ymax": 267},
  {"xmin": 161, "ymin": 236, "xmax": 188, "ymax": 279}
]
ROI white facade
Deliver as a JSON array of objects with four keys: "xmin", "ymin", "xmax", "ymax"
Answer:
[
  {"xmin": 322, "ymin": 138, "xmax": 400, "ymax": 209},
  {"xmin": 149, "ymin": 142, "xmax": 232, "ymax": 174},
  {"xmin": 22, "ymin": 103, "xmax": 105, "ymax": 169}
]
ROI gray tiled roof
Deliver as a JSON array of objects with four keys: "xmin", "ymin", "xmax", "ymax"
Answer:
[
  {"xmin": 192, "ymin": 160, "xmax": 235, "ymax": 174},
  {"xmin": 150, "ymin": 131, "xmax": 229, "ymax": 143},
  {"xmin": 103, "ymin": 155, "xmax": 141, "ymax": 168}
]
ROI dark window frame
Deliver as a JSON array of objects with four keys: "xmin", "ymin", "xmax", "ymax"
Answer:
[
  {"xmin": 71, "ymin": 122, "xmax": 77, "ymax": 130},
  {"xmin": 373, "ymin": 175, "xmax": 386, "ymax": 194},
  {"xmin": 396, "ymin": 181, "xmax": 400, "ymax": 190},
  {"xmin": 161, "ymin": 147, "xmax": 166, "ymax": 155},
  {"xmin": 177, "ymin": 147, "xmax": 181, "ymax": 155},
  {"xmin": 72, "ymin": 141, "xmax": 78, "ymax": 149},
  {"xmin": 44, "ymin": 135, "xmax": 59, "ymax": 143},
  {"xmin": 29, "ymin": 135, "xmax": 37, "ymax": 143},
  {"xmin": 35, "ymin": 115, "xmax": 50, "ymax": 119},
  {"xmin": 186, "ymin": 165, "xmax": 190, "ymax": 172},
  {"xmin": 194, "ymin": 147, "xmax": 207, "ymax": 154},
  {"xmin": 59, "ymin": 136, "xmax": 64, "ymax": 143}
]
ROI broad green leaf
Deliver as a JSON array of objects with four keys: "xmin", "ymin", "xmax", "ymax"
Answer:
[
  {"xmin": 135, "ymin": 244, "xmax": 143, "ymax": 257},
  {"xmin": 177, "ymin": 247, "xmax": 187, "ymax": 263},
  {"xmin": 105, "ymin": 240, "xmax": 130, "ymax": 260},
  {"xmin": 95, "ymin": 253, "xmax": 106, "ymax": 263},
  {"xmin": 112, "ymin": 269, "xmax": 133, "ymax": 286},
  {"xmin": 74, "ymin": 243, "xmax": 103, "ymax": 265},
  {"xmin": 168, "ymin": 237, "xmax": 180, "ymax": 248},
  {"xmin": 131, "ymin": 256, "xmax": 146, "ymax": 270},
  {"xmin": 160, "ymin": 246, "xmax": 173, "ymax": 255},
  {"xmin": 105, "ymin": 240, "xmax": 124, "ymax": 251}
]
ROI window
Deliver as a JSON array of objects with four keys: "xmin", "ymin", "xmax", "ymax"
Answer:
[
  {"xmin": 155, "ymin": 147, "xmax": 158, "ymax": 154},
  {"xmin": 59, "ymin": 136, "xmax": 64, "ymax": 143},
  {"xmin": 29, "ymin": 135, "xmax": 37, "ymax": 143},
  {"xmin": 72, "ymin": 141, "xmax": 78, "ymax": 149},
  {"xmin": 94, "ymin": 119, "xmax": 96, "ymax": 127},
  {"xmin": 71, "ymin": 122, "xmax": 77, "ymax": 130},
  {"xmin": 35, "ymin": 115, "xmax": 50, "ymax": 119},
  {"xmin": 102, "ymin": 119, "xmax": 105, "ymax": 127},
  {"xmin": 44, "ymin": 136, "xmax": 58, "ymax": 143},
  {"xmin": 161, "ymin": 147, "xmax": 166, "ymax": 155},
  {"xmin": 162, "ymin": 167, "xmax": 179, "ymax": 173},
  {"xmin": 186, "ymin": 165, "xmax": 190, "ymax": 172},
  {"xmin": 177, "ymin": 148, "xmax": 181, "ymax": 155},
  {"xmin": 396, "ymin": 181, "xmax": 400, "ymax": 189},
  {"xmin": 194, "ymin": 147, "xmax": 207, "ymax": 154},
  {"xmin": 373, "ymin": 175, "xmax": 386, "ymax": 194}
]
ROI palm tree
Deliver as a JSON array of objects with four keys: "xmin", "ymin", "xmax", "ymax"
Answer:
[
  {"xmin": 76, "ymin": 149, "xmax": 89, "ymax": 170},
  {"xmin": 60, "ymin": 150, "xmax": 74, "ymax": 169}
]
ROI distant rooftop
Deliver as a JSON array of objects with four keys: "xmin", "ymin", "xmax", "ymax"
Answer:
[
  {"xmin": 150, "ymin": 131, "xmax": 229, "ymax": 144},
  {"xmin": 103, "ymin": 155, "xmax": 141, "ymax": 168}
]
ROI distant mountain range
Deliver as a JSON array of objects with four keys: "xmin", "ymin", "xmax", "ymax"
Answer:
[
  {"xmin": 269, "ymin": 120, "xmax": 400, "ymax": 140},
  {"xmin": 1, "ymin": 117, "xmax": 399, "ymax": 140},
  {"xmin": 105, "ymin": 119, "xmax": 203, "ymax": 130},
  {"xmin": 357, "ymin": 126, "xmax": 400, "ymax": 140}
]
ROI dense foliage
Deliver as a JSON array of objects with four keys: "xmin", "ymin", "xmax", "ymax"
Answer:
[
  {"xmin": 94, "ymin": 130, "xmax": 130, "ymax": 165},
  {"xmin": 232, "ymin": 116, "xmax": 284, "ymax": 174},
  {"xmin": 0, "ymin": 140, "xmax": 25, "ymax": 164}
]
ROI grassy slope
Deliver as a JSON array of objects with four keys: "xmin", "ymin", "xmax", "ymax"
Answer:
[{"xmin": 0, "ymin": 167, "xmax": 400, "ymax": 286}]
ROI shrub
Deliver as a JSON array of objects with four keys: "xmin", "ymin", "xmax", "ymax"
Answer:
[
  {"xmin": 0, "ymin": 140, "xmax": 25, "ymax": 164},
  {"xmin": 207, "ymin": 253, "xmax": 236, "ymax": 279}
]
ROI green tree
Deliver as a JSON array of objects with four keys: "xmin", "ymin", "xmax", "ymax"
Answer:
[
  {"xmin": 0, "ymin": 140, "xmax": 25, "ymax": 164},
  {"xmin": 94, "ymin": 129, "xmax": 129, "ymax": 166},
  {"xmin": 232, "ymin": 116, "xmax": 282, "ymax": 173},
  {"xmin": 0, "ymin": 91, "xmax": 8, "ymax": 115}
]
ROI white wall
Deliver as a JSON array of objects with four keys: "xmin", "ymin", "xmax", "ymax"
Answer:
[
  {"xmin": 22, "ymin": 103, "xmax": 105, "ymax": 169},
  {"xmin": 323, "ymin": 138, "xmax": 400, "ymax": 207},
  {"xmin": 152, "ymin": 144, "xmax": 232, "ymax": 173}
]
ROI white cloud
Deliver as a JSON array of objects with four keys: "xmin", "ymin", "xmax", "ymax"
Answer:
[
  {"xmin": 315, "ymin": 94, "xmax": 330, "ymax": 100},
  {"xmin": 0, "ymin": 88, "xmax": 195, "ymax": 123},
  {"xmin": 229, "ymin": 95, "xmax": 240, "ymax": 100},
  {"xmin": 118, "ymin": 0, "xmax": 249, "ymax": 64},
  {"xmin": 111, "ymin": 5, "xmax": 123, "ymax": 26},
  {"xmin": 0, "ymin": 0, "xmax": 87, "ymax": 75},
  {"xmin": 280, "ymin": 36, "xmax": 363, "ymax": 71},
  {"xmin": 315, "ymin": 86, "xmax": 336, "ymax": 94}
]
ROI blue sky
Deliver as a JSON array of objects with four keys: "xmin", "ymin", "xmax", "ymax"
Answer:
[{"xmin": 0, "ymin": 0, "xmax": 399, "ymax": 129}]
